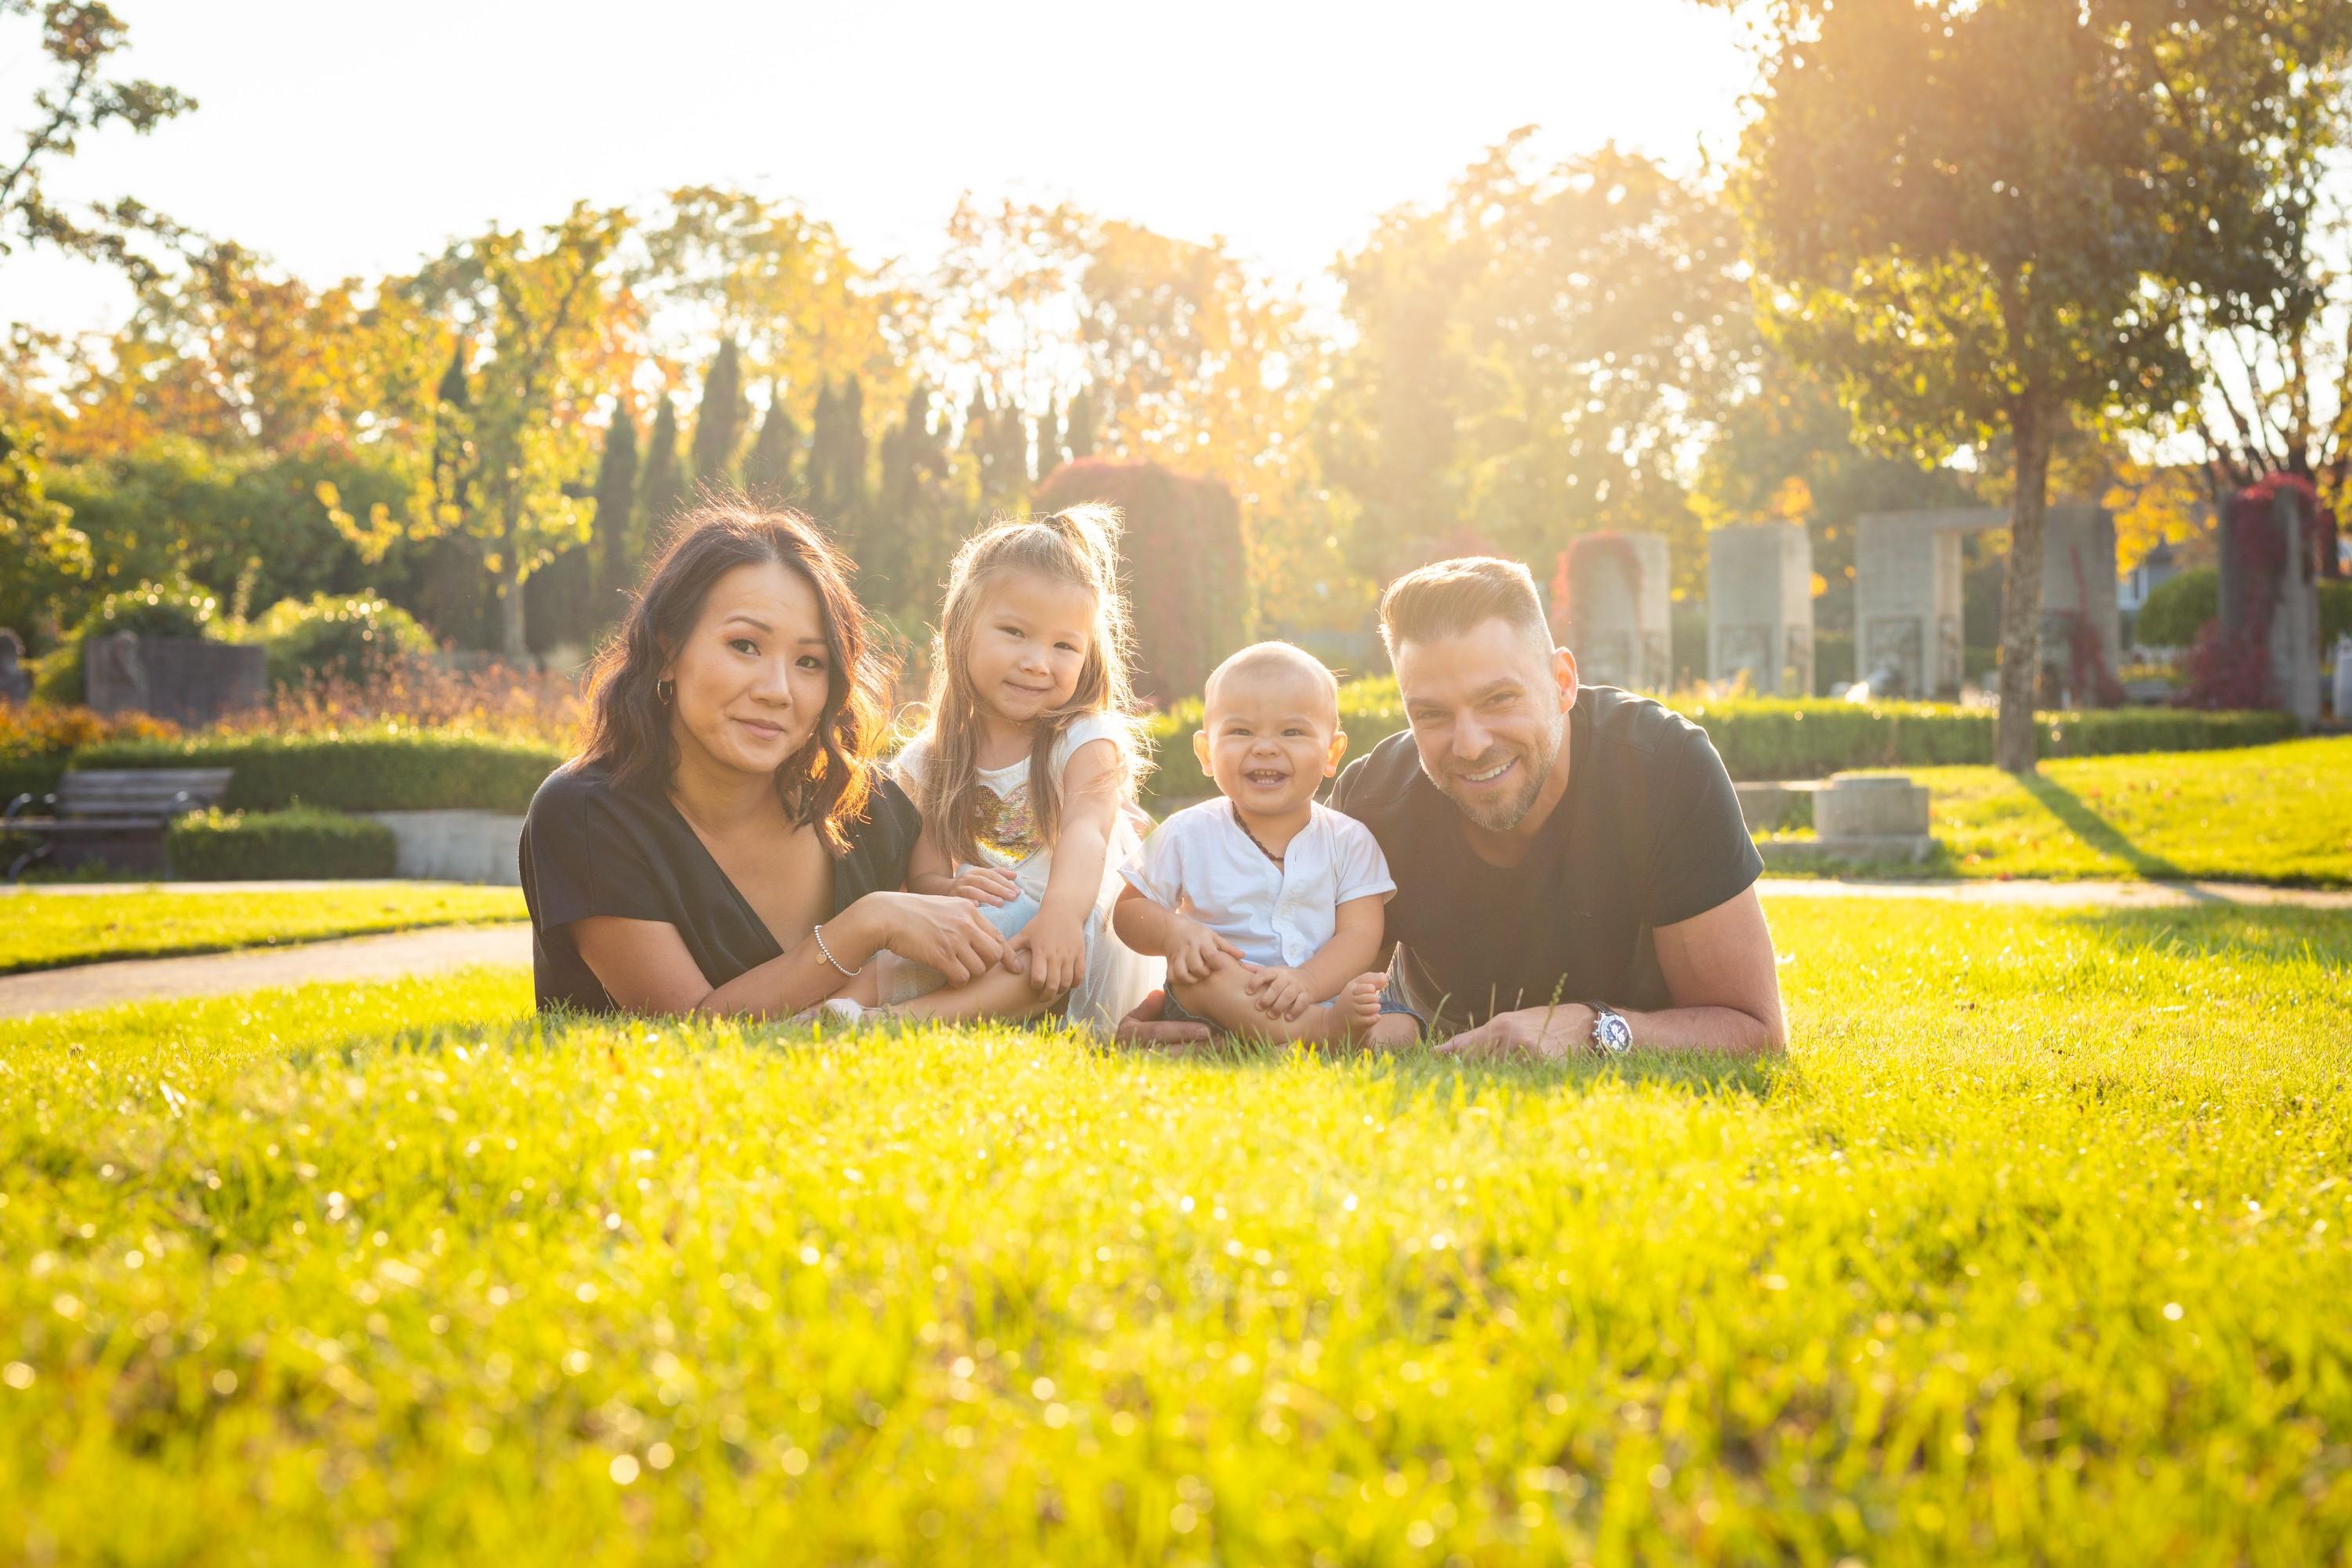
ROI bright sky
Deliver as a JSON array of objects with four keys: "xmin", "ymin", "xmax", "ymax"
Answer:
[{"xmin": 2, "ymin": 0, "xmax": 1759, "ymax": 340}]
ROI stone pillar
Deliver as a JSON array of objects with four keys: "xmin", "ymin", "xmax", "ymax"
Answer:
[
  {"xmin": 1708, "ymin": 524, "xmax": 1814, "ymax": 695},
  {"xmin": 1564, "ymin": 532, "xmax": 1671, "ymax": 691},
  {"xmin": 0, "ymin": 630, "xmax": 27, "ymax": 706},
  {"xmin": 2038, "ymin": 506, "xmax": 2122, "ymax": 706},
  {"xmin": 2219, "ymin": 482, "xmax": 2324, "ymax": 724},
  {"xmin": 1854, "ymin": 513, "xmax": 1965, "ymax": 698}
]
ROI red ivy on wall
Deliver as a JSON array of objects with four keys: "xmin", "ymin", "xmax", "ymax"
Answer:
[
  {"xmin": 2181, "ymin": 472, "xmax": 2318, "ymax": 710},
  {"xmin": 1032, "ymin": 459, "xmax": 1247, "ymax": 702}
]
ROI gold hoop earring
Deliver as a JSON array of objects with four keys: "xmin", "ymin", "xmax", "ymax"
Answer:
[{"xmin": 656, "ymin": 679, "xmax": 674, "ymax": 704}]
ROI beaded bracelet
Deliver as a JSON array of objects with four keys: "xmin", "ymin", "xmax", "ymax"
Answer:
[{"xmin": 811, "ymin": 921, "xmax": 862, "ymax": 978}]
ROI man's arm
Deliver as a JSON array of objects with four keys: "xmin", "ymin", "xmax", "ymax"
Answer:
[{"xmin": 1437, "ymin": 884, "xmax": 1784, "ymax": 1059}]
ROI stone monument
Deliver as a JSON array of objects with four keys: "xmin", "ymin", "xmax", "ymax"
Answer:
[
  {"xmin": 2218, "ymin": 481, "xmax": 2323, "ymax": 725},
  {"xmin": 1560, "ymin": 532, "xmax": 1670, "ymax": 691},
  {"xmin": 0, "ymin": 629, "xmax": 27, "ymax": 706},
  {"xmin": 1853, "ymin": 506, "xmax": 2118, "ymax": 701},
  {"xmin": 1708, "ymin": 524, "xmax": 1813, "ymax": 695},
  {"xmin": 1812, "ymin": 773, "xmax": 1934, "ymax": 862},
  {"xmin": 85, "ymin": 633, "xmax": 266, "ymax": 728}
]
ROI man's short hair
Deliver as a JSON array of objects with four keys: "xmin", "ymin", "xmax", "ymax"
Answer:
[{"xmin": 1378, "ymin": 556, "xmax": 1551, "ymax": 655}]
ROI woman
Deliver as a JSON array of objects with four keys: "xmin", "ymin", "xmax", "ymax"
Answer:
[{"xmin": 519, "ymin": 499, "xmax": 1006, "ymax": 1017}]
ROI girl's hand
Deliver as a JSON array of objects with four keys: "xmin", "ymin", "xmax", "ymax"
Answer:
[
  {"xmin": 1166, "ymin": 915, "xmax": 1245, "ymax": 985},
  {"xmin": 1245, "ymin": 965, "xmax": 1312, "ymax": 1021},
  {"xmin": 872, "ymin": 892, "xmax": 1005, "ymax": 985},
  {"xmin": 1006, "ymin": 908, "xmax": 1086, "ymax": 996},
  {"xmin": 947, "ymin": 863, "xmax": 1022, "ymax": 907}
]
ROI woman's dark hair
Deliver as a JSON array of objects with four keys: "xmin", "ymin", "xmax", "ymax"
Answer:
[{"xmin": 581, "ymin": 498, "xmax": 890, "ymax": 852}]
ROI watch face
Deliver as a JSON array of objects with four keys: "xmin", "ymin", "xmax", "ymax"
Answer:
[{"xmin": 1595, "ymin": 1011, "xmax": 1633, "ymax": 1054}]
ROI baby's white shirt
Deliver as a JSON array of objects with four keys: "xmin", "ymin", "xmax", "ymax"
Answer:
[{"xmin": 1122, "ymin": 799, "xmax": 1394, "ymax": 970}]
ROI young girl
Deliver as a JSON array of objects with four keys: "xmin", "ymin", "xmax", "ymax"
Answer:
[{"xmin": 881, "ymin": 505, "xmax": 1160, "ymax": 1029}]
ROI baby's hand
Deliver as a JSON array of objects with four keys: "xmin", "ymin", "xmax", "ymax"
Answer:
[
  {"xmin": 1007, "ymin": 908, "xmax": 1086, "ymax": 996},
  {"xmin": 948, "ymin": 864, "xmax": 1021, "ymax": 907},
  {"xmin": 1165, "ymin": 916, "xmax": 1244, "ymax": 985},
  {"xmin": 1245, "ymin": 965, "xmax": 1312, "ymax": 1022}
]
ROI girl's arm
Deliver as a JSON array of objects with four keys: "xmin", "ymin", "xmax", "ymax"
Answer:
[
  {"xmin": 908, "ymin": 814, "xmax": 1020, "ymax": 906},
  {"xmin": 1005, "ymin": 736, "xmax": 1122, "ymax": 995}
]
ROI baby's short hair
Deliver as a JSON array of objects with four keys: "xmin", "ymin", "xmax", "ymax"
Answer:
[{"xmin": 1203, "ymin": 641, "xmax": 1340, "ymax": 719}]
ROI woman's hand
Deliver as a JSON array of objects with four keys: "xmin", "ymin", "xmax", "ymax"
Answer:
[
  {"xmin": 860, "ymin": 891, "xmax": 1006, "ymax": 985},
  {"xmin": 1006, "ymin": 907, "xmax": 1086, "ymax": 996},
  {"xmin": 946, "ymin": 863, "xmax": 1022, "ymax": 908}
]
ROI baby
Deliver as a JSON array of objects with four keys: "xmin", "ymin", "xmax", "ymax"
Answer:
[{"xmin": 1113, "ymin": 642, "xmax": 1392, "ymax": 1044}]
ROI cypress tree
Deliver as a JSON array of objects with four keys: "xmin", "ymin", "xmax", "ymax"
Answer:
[
  {"xmin": 590, "ymin": 404, "xmax": 640, "ymax": 622},
  {"xmin": 689, "ymin": 339, "xmax": 748, "ymax": 489},
  {"xmin": 964, "ymin": 388, "xmax": 997, "ymax": 499},
  {"xmin": 637, "ymin": 395, "xmax": 687, "ymax": 551},
  {"xmin": 1065, "ymin": 384, "xmax": 1100, "ymax": 459},
  {"xmin": 807, "ymin": 382, "xmax": 841, "ymax": 518},
  {"xmin": 742, "ymin": 382, "xmax": 800, "ymax": 499},
  {"xmin": 831, "ymin": 376, "xmax": 868, "ymax": 517},
  {"xmin": 1034, "ymin": 398, "xmax": 1063, "ymax": 483}
]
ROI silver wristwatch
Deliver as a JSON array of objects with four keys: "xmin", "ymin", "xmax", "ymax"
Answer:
[{"xmin": 1585, "ymin": 1003, "xmax": 1632, "ymax": 1056}]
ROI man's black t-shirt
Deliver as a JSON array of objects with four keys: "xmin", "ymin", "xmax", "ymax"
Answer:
[
  {"xmin": 518, "ymin": 758, "xmax": 920, "ymax": 1014},
  {"xmin": 1329, "ymin": 685, "xmax": 1762, "ymax": 1033}
]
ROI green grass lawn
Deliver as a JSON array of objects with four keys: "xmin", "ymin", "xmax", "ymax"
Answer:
[
  {"xmin": 0, "ymin": 884, "xmax": 528, "ymax": 974},
  {"xmin": 1764, "ymin": 735, "xmax": 2352, "ymax": 884},
  {"xmin": 3, "ymin": 895, "xmax": 2348, "ymax": 1562}
]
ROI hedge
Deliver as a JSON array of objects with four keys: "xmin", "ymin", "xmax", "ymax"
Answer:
[
  {"xmin": 1138, "ymin": 682, "xmax": 2303, "ymax": 801},
  {"xmin": 77, "ymin": 728, "xmax": 565, "ymax": 813},
  {"xmin": 165, "ymin": 806, "xmax": 397, "ymax": 880}
]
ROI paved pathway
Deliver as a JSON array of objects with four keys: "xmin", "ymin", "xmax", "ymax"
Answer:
[
  {"xmin": 0, "ymin": 924, "xmax": 531, "ymax": 1022},
  {"xmin": 5, "ymin": 877, "xmax": 2344, "ymax": 1022},
  {"xmin": 1755, "ymin": 877, "xmax": 2352, "ymax": 909}
]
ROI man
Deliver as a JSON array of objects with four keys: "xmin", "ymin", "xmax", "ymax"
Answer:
[
  {"xmin": 1335, "ymin": 556, "xmax": 1783, "ymax": 1059},
  {"xmin": 1120, "ymin": 556, "xmax": 1783, "ymax": 1060}
]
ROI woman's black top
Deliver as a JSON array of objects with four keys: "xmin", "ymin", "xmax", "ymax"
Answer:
[{"xmin": 517, "ymin": 757, "xmax": 920, "ymax": 1014}]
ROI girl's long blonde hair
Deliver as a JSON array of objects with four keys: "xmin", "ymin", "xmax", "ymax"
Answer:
[{"xmin": 916, "ymin": 504, "xmax": 1149, "ymax": 869}]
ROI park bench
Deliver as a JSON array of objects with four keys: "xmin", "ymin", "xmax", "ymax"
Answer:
[{"xmin": 4, "ymin": 768, "xmax": 234, "ymax": 881}]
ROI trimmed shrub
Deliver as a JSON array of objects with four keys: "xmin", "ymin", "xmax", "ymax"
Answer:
[
  {"xmin": 255, "ymin": 593, "xmax": 437, "ymax": 691},
  {"xmin": 2136, "ymin": 568, "xmax": 2218, "ymax": 649},
  {"xmin": 165, "ymin": 805, "xmax": 397, "ymax": 880},
  {"xmin": 1033, "ymin": 459, "xmax": 1247, "ymax": 702},
  {"xmin": 2325, "ymin": 579, "xmax": 2350, "ymax": 648},
  {"xmin": 78, "ymin": 728, "xmax": 564, "ymax": 813},
  {"xmin": 32, "ymin": 578, "xmax": 224, "ymax": 704},
  {"xmin": 1140, "ymin": 682, "xmax": 2303, "ymax": 802}
]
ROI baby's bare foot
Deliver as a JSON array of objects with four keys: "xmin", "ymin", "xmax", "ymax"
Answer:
[{"xmin": 1335, "ymin": 972, "xmax": 1385, "ymax": 1038}]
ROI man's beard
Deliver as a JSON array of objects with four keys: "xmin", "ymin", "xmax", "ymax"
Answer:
[{"xmin": 1437, "ymin": 713, "xmax": 1563, "ymax": 834}]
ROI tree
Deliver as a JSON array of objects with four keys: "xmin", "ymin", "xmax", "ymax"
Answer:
[
  {"xmin": 808, "ymin": 376, "xmax": 867, "ymax": 525},
  {"xmin": 742, "ymin": 385, "xmax": 798, "ymax": 499},
  {"xmin": 0, "ymin": 423, "xmax": 90, "ymax": 647},
  {"xmin": 871, "ymin": 384, "xmax": 971, "ymax": 620},
  {"xmin": 1722, "ymin": 0, "xmax": 2352, "ymax": 770},
  {"xmin": 690, "ymin": 337, "xmax": 747, "ymax": 488},
  {"xmin": 2190, "ymin": 189, "xmax": 2352, "ymax": 578},
  {"xmin": 637, "ymin": 394, "xmax": 686, "ymax": 554},
  {"xmin": 1323, "ymin": 136, "xmax": 1753, "ymax": 583},
  {"xmin": 387, "ymin": 205, "xmax": 629, "ymax": 659},
  {"xmin": 1034, "ymin": 398, "xmax": 1065, "ymax": 482},
  {"xmin": 590, "ymin": 404, "xmax": 639, "ymax": 622},
  {"xmin": 0, "ymin": 1, "xmax": 195, "ymax": 281},
  {"xmin": 1065, "ymin": 385, "xmax": 1099, "ymax": 459}
]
